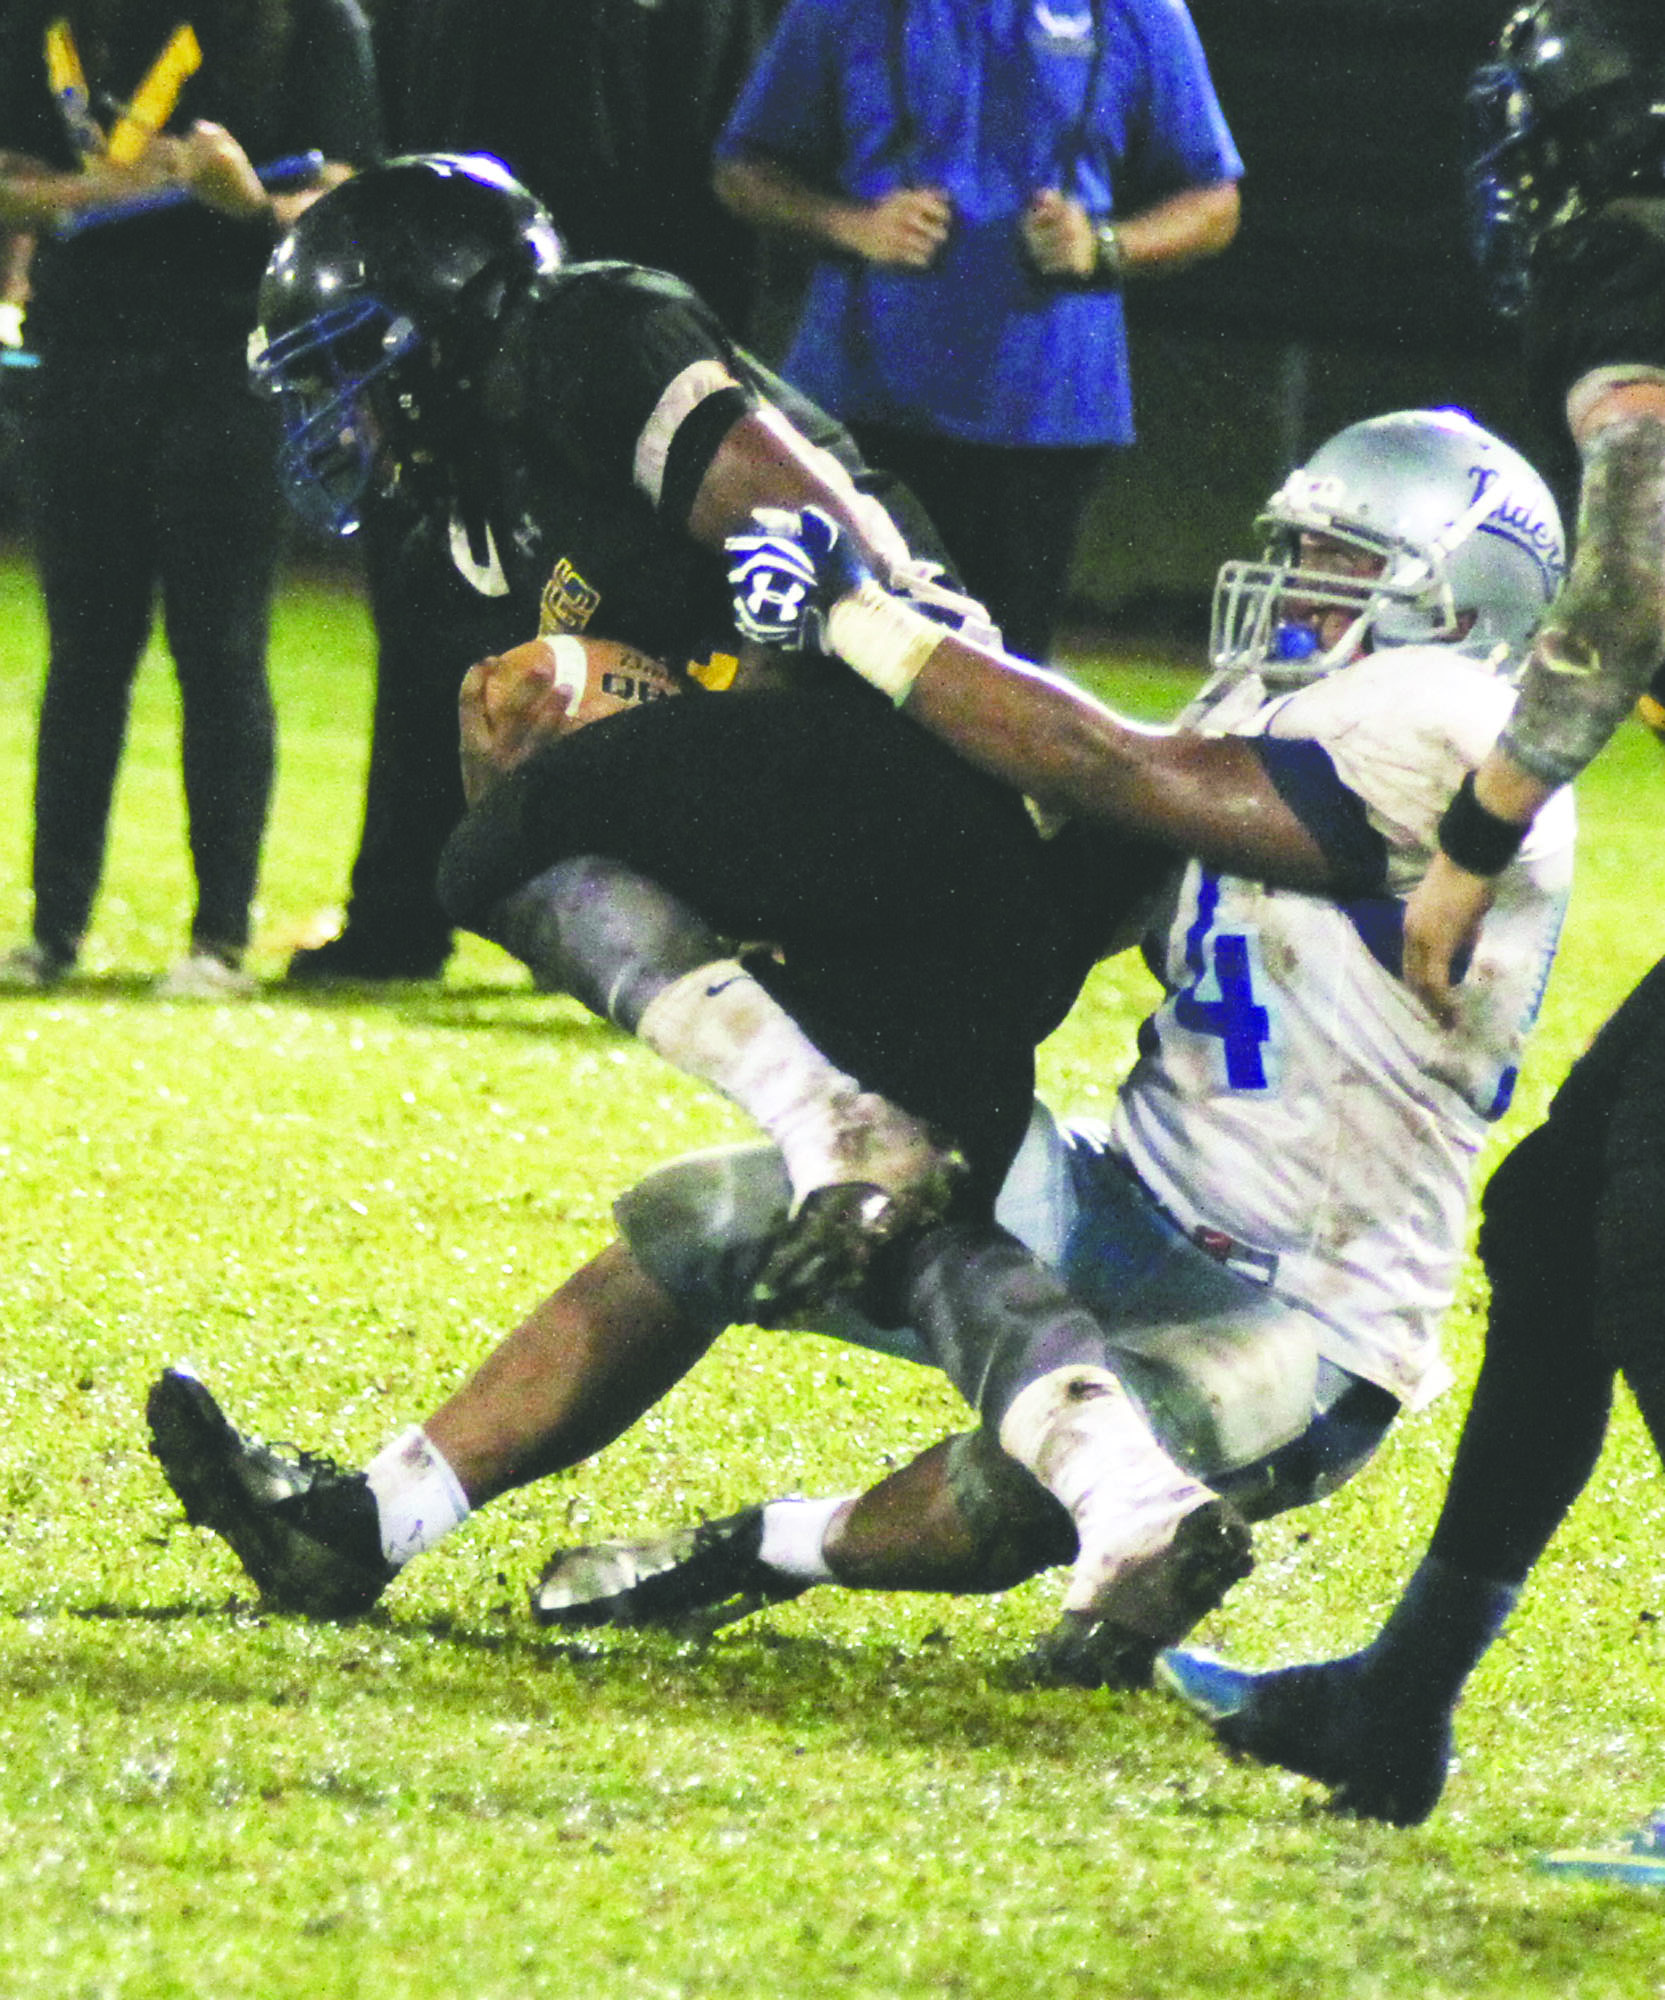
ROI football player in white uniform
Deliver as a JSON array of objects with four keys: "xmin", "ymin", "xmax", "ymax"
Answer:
[{"xmin": 146, "ymin": 411, "xmax": 1575, "ymax": 1688}]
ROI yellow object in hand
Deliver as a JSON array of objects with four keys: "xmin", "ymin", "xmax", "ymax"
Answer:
[
  {"xmin": 45, "ymin": 17, "xmax": 102, "ymax": 161},
  {"xmin": 106, "ymin": 22, "xmax": 202, "ymax": 165}
]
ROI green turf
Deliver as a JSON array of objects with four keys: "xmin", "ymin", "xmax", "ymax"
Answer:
[{"xmin": 2, "ymin": 552, "xmax": 1665, "ymax": 1997}]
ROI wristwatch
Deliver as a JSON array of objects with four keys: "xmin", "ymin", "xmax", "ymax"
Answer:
[{"xmin": 1092, "ymin": 220, "xmax": 1127, "ymax": 286}]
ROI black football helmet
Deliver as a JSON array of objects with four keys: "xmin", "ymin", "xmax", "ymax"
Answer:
[
  {"xmin": 1464, "ymin": 0, "xmax": 1665, "ymax": 314},
  {"xmin": 248, "ymin": 154, "xmax": 564, "ymax": 535}
]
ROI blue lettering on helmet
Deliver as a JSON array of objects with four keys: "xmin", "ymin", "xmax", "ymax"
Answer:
[{"xmin": 1468, "ymin": 462, "xmax": 1565, "ymax": 590}]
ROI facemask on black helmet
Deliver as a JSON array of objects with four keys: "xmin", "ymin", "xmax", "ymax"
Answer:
[
  {"xmin": 1463, "ymin": 0, "xmax": 1665, "ymax": 317},
  {"xmin": 247, "ymin": 153, "xmax": 564, "ymax": 536}
]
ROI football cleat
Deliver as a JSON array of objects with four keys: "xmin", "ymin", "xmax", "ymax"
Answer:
[
  {"xmin": 1016, "ymin": 1499, "xmax": 1254, "ymax": 1690},
  {"xmin": 1540, "ymin": 1814, "xmax": 1665, "ymax": 1885},
  {"xmin": 1155, "ymin": 1646, "xmax": 1262, "ymax": 1721},
  {"xmin": 146, "ymin": 1366, "xmax": 394, "ymax": 1618},
  {"xmin": 531, "ymin": 1505, "xmax": 805, "ymax": 1633},
  {"xmin": 284, "ymin": 929, "xmax": 449, "ymax": 984},
  {"xmin": 1156, "ymin": 1648, "xmax": 1454, "ymax": 1826},
  {"xmin": 749, "ymin": 1097, "xmax": 966, "ymax": 1326}
]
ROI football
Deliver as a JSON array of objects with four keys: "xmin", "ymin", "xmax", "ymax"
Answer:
[{"xmin": 459, "ymin": 633, "xmax": 679, "ymax": 801}]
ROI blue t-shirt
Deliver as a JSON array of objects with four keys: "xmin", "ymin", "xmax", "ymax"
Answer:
[{"xmin": 718, "ymin": 0, "xmax": 1241, "ymax": 445}]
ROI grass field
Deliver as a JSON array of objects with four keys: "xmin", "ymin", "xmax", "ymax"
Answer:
[{"xmin": 2, "ymin": 551, "xmax": 1665, "ymax": 1998}]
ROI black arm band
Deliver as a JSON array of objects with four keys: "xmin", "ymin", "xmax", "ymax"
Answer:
[
  {"xmin": 1436, "ymin": 770, "xmax": 1529, "ymax": 877},
  {"xmin": 658, "ymin": 382, "xmax": 755, "ymax": 527}
]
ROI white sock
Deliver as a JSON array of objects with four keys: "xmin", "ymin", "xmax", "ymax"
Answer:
[
  {"xmin": 636, "ymin": 960, "xmax": 872, "ymax": 1202},
  {"xmin": 364, "ymin": 1427, "xmax": 472, "ymax": 1570},
  {"xmin": 756, "ymin": 1495, "xmax": 849, "ymax": 1583}
]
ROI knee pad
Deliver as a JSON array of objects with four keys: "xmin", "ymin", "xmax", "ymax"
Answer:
[
  {"xmin": 614, "ymin": 1142, "xmax": 789, "ymax": 1333},
  {"xmin": 1104, "ymin": 1309, "xmax": 1322, "ymax": 1479}
]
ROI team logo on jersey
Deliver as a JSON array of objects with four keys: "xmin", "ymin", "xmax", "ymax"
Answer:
[
  {"xmin": 1469, "ymin": 464, "xmax": 1566, "ymax": 590},
  {"xmin": 540, "ymin": 558, "xmax": 601, "ymax": 633},
  {"xmin": 1030, "ymin": 2, "xmax": 1095, "ymax": 52}
]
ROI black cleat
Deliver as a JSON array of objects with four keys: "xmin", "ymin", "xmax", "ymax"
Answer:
[
  {"xmin": 1016, "ymin": 1498, "xmax": 1255, "ymax": 1690},
  {"xmin": 531, "ymin": 1505, "xmax": 805, "ymax": 1633},
  {"xmin": 146, "ymin": 1366, "xmax": 394, "ymax": 1618},
  {"xmin": 284, "ymin": 930, "xmax": 449, "ymax": 984},
  {"xmin": 1156, "ymin": 1649, "xmax": 1454, "ymax": 1826}
]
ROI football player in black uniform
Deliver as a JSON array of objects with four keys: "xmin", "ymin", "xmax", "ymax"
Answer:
[
  {"xmin": 249, "ymin": 149, "xmax": 1109, "ymax": 1295},
  {"xmin": 144, "ymin": 152, "xmax": 1404, "ymax": 1666},
  {"xmin": 1161, "ymin": 0, "xmax": 1665, "ymax": 1848}
]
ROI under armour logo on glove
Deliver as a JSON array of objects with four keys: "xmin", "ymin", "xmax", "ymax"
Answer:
[{"xmin": 726, "ymin": 505, "xmax": 871, "ymax": 651}]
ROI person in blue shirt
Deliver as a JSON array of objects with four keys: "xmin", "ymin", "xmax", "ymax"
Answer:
[{"xmin": 713, "ymin": 0, "xmax": 1241, "ymax": 661}]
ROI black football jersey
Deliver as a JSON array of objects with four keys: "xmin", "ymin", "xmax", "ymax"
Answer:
[{"xmin": 460, "ymin": 261, "xmax": 922, "ymax": 689}]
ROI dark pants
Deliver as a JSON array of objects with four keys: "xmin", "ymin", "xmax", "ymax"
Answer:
[
  {"xmin": 334, "ymin": 508, "xmax": 529, "ymax": 963},
  {"xmin": 26, "ymin": 349, "xmax": 282, "ymax": 957},
  {"xmin": 439, "ymin": 687, "xmax": 1132, "ymax": 1205},
  {"xmin": 1427, "ymin": 954, "xmax": 1665, "ymax": 1583},
  {"xmin": 845, "ymin": 423, "xmax": 1110, "ymax": 664}
]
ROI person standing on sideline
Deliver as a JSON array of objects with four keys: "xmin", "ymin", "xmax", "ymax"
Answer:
[
  {"xmin": 0, "ymin": 0, "xmax": 380, "ymax": 997},
  {"xmin": 712, "ymin": 0, "xmax": 1241, "ymax": 664}
]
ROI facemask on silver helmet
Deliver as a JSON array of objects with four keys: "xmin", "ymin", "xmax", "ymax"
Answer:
[{"xmin": 1210, "ymin": 409, "xmax": 1566, "ymax": 686}]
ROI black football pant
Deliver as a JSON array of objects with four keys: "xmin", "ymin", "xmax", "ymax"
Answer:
[
  {"xmin": 1426, "ymin": 954, "xmax": 1665, "ymax": 1584},
  {"xmin": 438, "ymin": 687, "xmax": 1130, "ymax": 1207},
  {"xmin": 26, "ymin": 350, "xmax": 281, "ymax": 958},
  {"xmin": 845, "ymin": 423, "xmax": 1110, "ymax": 665}
]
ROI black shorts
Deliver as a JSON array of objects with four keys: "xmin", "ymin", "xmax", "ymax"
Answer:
[{"xmin": 439, "ymin": 686, "xmax": 1159, "ymax": 1197}]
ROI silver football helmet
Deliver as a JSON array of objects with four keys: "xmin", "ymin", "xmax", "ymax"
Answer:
[{"xmin": 1210, "ymin": 409, "xmax": 1567, "ymax": 685}]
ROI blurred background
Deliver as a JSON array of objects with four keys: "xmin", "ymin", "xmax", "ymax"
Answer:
[{"xmin": 0, "ymin": 0, "xmax": 1550, "ymax": 644}]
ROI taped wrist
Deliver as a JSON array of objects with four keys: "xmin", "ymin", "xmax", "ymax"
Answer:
[
  {"xmin": 1501, "ymin": 411, "xmax": 1665, "ymax": 787},
  {"xmin": 825, "ymin": 580, "xmax": 945, "ymax": 704},
  {"xmin": 1436, "ymin": 771, "xmax": 1529, "ymax": 877}
]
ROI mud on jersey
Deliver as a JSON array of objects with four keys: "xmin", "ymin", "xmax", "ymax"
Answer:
[{"xmin": 1110, "ymin": 649, "xmax": 1575, "ymax": 1402}]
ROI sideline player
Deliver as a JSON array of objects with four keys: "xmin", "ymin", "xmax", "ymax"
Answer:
[
  {"xmin": 1161, "ymin": 0, "xmax": 1665, "ymax": 1844},
  {"xmin": 147, "ymin": 412, "xmax": 1574, "ymax": 1687}
]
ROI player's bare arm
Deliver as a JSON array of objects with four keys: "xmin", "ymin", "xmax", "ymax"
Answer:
[
  {"xmin": 726, "ymin": 506, "xmax": 1337, "ymax": 890},
  {"xmin": 687, "ymin": 400, "xmax": 914, "ymax": 577}
]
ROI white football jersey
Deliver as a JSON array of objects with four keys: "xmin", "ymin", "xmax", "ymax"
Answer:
[{"xmin": 1108, "ymin": 648, "xmax": 1575, "ymax": 1402}]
